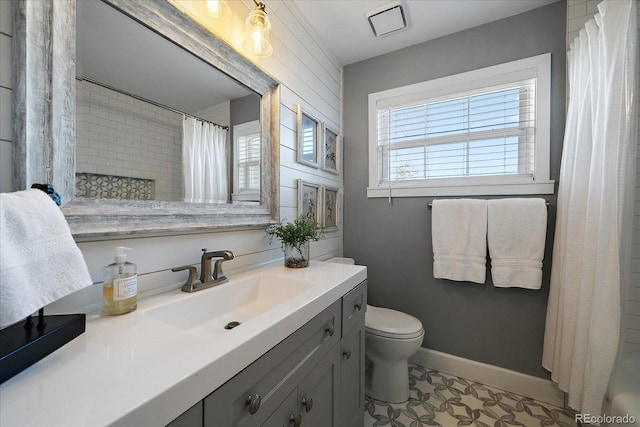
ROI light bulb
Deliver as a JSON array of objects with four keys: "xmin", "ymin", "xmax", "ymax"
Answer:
[
  {"xmin": 206, "ymin": 0, "xmax": 220, "ymax": 17},
  {"xmin": 253, "ymin": 29, "xmax": 263, "ymax": 55},
  {"xmin": 195, "ymin": 0, "xmax": 231, "ymax": 21},
  {"xmin": 242, "ymin": 6, "xmax": 272, "ymax": 57}
]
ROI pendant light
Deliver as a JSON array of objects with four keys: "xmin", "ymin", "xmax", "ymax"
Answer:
[
  {"xmin": 195, "ymin": 0, "xmax": 232, "ymax": 21},
  {"xmin": 242, "ymin": 0, "xmax": 273, "ymax": 58}
]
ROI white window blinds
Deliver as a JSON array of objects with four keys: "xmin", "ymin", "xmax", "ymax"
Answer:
[
  {"xmin": 233, "ymin": 120, "xmax": 261, "ymax": 201},
  {"xmin": 376, "ymin": 79, "xmax": 536, "ymax": 184},
  {"xmin": 367, "ymin": 53, "xmax": 553, "ymax": 198},
  {"xmin": 236, "ymin": 132, "xmax": 260, "ymax": 192}
]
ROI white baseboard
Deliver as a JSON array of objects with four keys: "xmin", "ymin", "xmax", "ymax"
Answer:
[{"xmin": 409, "ymin": 347, "xmax": 565, "ymax": 407}]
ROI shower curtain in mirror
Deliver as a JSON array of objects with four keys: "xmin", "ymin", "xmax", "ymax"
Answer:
[
  {"xmin": 542, "ymin": 0, "xmax": 637, "ymax": 416},
  {"xmin": 182, "ymin": 116, "xmax": 228, "ymax": 203}
]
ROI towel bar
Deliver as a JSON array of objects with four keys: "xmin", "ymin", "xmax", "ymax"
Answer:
[{"xmin": 427, "ymin": 200, "xmax": 550, "ymax": 209}]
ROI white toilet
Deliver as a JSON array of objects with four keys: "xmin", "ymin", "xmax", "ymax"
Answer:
[
  {"xmin": 325, "ymin": 257, "xmax": 425, "ymax": 403},
  {"xmin": 365, "ymin": 305, "xmax": 424, "ymax": 403}
]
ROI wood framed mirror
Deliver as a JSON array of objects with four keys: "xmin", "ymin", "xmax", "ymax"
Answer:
[{"xmin": 12, "ymin": 0, "xmax": 280, "ymax": 239}]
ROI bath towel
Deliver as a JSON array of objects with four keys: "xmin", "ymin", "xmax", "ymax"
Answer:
[
  {"xmin": 487, "ymin": 198, "xmax": 547, "ymax": 289},
  {"xmin": 432, "ymin": 199, "xmax": 488, "ymax": 284},
  {"xmin": 0, "ymin": 189, "xmax": 93, "ymax": 328}
]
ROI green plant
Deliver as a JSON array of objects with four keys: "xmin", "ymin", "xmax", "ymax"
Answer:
[
  {"xmin": 266, "ymin": 214, "xmax": 324, "ymax": 268},
  {"xmin": 266, "ymin": 213, "xmax": 324, "ymax": 247}
]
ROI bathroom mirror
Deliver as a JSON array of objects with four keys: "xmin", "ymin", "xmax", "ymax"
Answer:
[
  {"xmin": 76, "ymin": 0, "xmax": 261, "ymax": 204},
  {"xmin": 13, "ymin": 0, "xmax": 279, "ymax": 238}
]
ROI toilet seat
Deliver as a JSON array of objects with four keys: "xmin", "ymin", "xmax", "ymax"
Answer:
[{"xmin": 365, "ymin": 305, "xmax": 424, "ymax": 339}]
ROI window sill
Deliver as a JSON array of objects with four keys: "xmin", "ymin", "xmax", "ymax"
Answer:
[
  {"xmin": 232, "ymin": 192, "xmax": 260, "ymax": 203},
  {"xmin": 367, "ymin": 179, "xmax": 555, "ymax": 198}
]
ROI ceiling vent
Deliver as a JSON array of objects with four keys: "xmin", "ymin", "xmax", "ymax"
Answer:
[{"xmin": 366, "ymin": 1, "xmax": 407, "ymax": 37}]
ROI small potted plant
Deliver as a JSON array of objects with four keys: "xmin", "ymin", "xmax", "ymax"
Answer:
[{"xmin": 266, "ymin": 214, "xmax": 324, "ymax": 268}]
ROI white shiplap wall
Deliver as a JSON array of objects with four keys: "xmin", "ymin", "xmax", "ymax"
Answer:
[
  {"xmin": 566, "ymin": 0, "xmax": 640, "ymax": 355},
  {"xmin": 21, "ymin": 0, "xmax": 344, "ymax": 315},
  {"xmin": 0, "ymin": 0, "xmax": 12, "ymax": 192}
]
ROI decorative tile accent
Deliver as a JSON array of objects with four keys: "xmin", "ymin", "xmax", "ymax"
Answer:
[
  {"xmin": 76, "ymin": 173, "xmax": 154, "ymax": 200},
  {"xmin": 364, "ymin": 364, "xmax": 576, "ymax": 427}
]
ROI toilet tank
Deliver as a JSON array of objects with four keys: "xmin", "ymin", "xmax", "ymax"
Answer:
[{"xmin": 326, "ymin": 257, "xmax": 355, "ymax": 265}]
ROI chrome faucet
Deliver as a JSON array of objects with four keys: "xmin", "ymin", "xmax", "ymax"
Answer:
[{"xmin": 172, "ymin": 249, "xmax": 235, "ymax": 293}]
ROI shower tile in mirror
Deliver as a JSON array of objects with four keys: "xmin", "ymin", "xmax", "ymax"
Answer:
[{"xmin": 76, "ymin": 173, "xmax": 154, "ymax": 200}]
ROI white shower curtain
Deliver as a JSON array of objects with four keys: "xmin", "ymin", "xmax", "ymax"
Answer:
[
  {"xmin": 542, "ymin": 0, "xmax": 637, "ymax": 416},
  {"xmin": 182, "ymin": 116, "xmax": 228, "ymax": 203}
]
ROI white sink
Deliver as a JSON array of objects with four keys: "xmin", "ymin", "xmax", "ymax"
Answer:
[{"xmin": 145, "ymin": 274, "xmax": 315, "ymax": 338}]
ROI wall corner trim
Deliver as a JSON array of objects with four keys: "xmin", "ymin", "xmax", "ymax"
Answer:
[{"xmin": 409, "ymin": 347, "xmax": 565, "ymax": 408}]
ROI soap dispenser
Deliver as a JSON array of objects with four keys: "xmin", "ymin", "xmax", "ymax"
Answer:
[{"xmin": 103, "ymin": 247, "xmax": 137, "ymax": 316}]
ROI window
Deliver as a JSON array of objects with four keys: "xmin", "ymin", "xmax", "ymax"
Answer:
[
  {"xmin": 368, "ymin": 53, "xmax": 554, "ymax": 198},
  {"xmin": 233, "ymin": 120, "xmax": 260, "ymax": 202}
]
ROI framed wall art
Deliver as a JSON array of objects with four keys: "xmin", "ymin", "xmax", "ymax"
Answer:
[
  {"xmin": 296, "ymin": 105, "xmax": 321, "ymax": 168},
  {"xmin": 297, "ymin": 179, "xmax": 321, "ymax": 221},
  {"xmin": 322, "ymin": 124, "xmax": 340, "ymax": 174},
  {"xmin": 322, "ymin": 185, "xmax": 340, "ymax": 231}
]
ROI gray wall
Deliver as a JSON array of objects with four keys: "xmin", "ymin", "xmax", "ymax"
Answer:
[
  {"xmin": 343, "ymin": 1, "xmax": 566, "ymax": 378},
  {"xmin": 230, "ymin": 94, "xmax": 260, "ymax": 127}
]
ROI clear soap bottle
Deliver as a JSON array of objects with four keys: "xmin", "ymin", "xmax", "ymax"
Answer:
[{"xmin": 103, "ymin": 246, "xmax": 137, "ymax": 316}]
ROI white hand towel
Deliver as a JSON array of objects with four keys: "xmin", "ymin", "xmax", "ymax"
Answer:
[
  {"xmin": 0, "ymin": 189, "xmax": 93, "ymax": 328},
  {"xmin": 487, "ymin": 198, "xmax": 547, "ymax": 289},
  {"xmin": 432, "ymin": 199, "xmax": 488, "ymax": 284}
]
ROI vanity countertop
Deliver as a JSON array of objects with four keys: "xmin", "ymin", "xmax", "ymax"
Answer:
[{"xmin": 0, "ymin": 261, "xmax": 367, "ymax": 426}]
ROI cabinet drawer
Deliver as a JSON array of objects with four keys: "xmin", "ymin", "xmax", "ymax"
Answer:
[
  {"xmin": 204, "ymin": 300, "xmax": 341, "ymax": 427},
  {"xmin": 342, "ymin": 280, "xmax": 367, "ymax": 335}
]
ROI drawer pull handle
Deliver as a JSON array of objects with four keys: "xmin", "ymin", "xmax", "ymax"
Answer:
[
  {"xmin": 354, "ymin": 303, "xmax": 362, "ymax": 311},
  {"xmin": 301, "ymin": 396, "xmax": 313, "ymax": 412},
  {"xmin": 325, "ymin": 324, "xmax": 335, "ymax": 337},
  {"xmin": 289, "ymin": 414, "xmax": 302, "ymax": 426},
  {"xmin": 246, "ymin": 394, "xmax": 261, "ymax": 414},
  {"xmin": 343, "ymin": 350, "xmax": 352, "ymax": 360}
]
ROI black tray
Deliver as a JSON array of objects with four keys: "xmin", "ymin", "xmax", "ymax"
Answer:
[{"xmin": 0, "ymin": 312, "xmax": 86, "ymax": 384}]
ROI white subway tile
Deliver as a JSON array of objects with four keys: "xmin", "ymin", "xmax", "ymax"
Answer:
[
  {"xmin": 0, "ymin": 139, "xmax": 13, "ymax": 192},
  {"xmin": 0, "ymin": 0, "xmax": 12, "ymax": 36},
  {"xmin": 586, "ymin": 0, "xmax": 600, "ymax": 15},
  {"xmin": 568, "ymin": 15, "xmax": 591, "ymax": 33},
  {"xmin": 0, "ymin": 34, "xmax": 11, "ymax": 88},
  {"xmin": 567, "ymin": 2, "xmax": 587, "ymax": 20},
  {"xmin": 0, "ymin": 87, "xmax": 11, "ymax": 141}
]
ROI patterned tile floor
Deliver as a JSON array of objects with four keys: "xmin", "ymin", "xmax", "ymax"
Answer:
[{"xmin": 364, "ymin": 364, "xmax": 577, "ymax": 427}]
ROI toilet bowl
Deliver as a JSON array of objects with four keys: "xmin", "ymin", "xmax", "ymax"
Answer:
[
  {"xmin": 365, "ymin": 305, "xmax": 424, "ymax": 403},
  {"xmin": 323, "ymin": 258, "xmax": 424, "ymax": 403}
]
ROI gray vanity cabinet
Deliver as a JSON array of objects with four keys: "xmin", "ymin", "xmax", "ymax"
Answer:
[
  {"xmin": 203, "ymin": 299, "xmax": 341, "ymax": 427},
  {"xmin": 170, "ymin": 280, "xmax": 367, "ymax": 427},
  {"xmin": 166, "ymin": 402, "xmax": 203, "ymax": 427},
  {"xmin": 262, "ymin": 343, "xmax": 341, "ymax": 427},
  {"xmin": 340, "ymin": 282, "xmax": 367, "ymax": 427},
  {"xmin": 260, "ymin": 388, "xmax": 298, "ymax": 427},
  {"xmin": 294, "ymin": 342, "xmax": 341, "ymax": 426}
]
